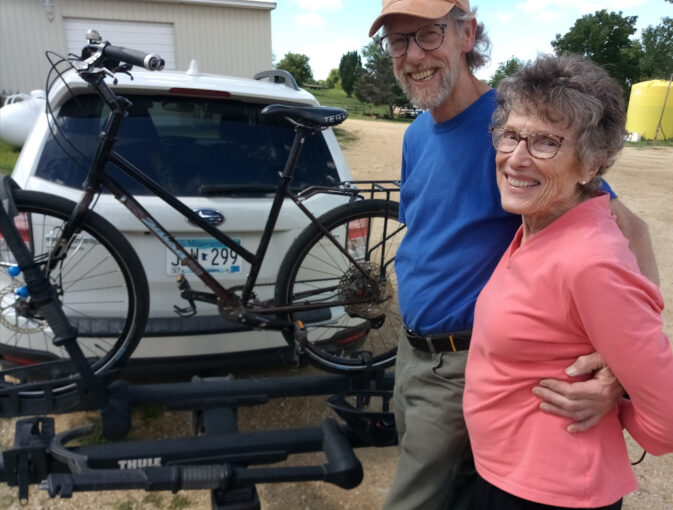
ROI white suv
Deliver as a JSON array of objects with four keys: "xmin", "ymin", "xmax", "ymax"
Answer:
[{"xmin": 3, "ymin": 63, "xmax": 355, "ymax": 374}]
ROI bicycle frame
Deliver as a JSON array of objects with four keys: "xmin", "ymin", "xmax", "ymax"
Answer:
[{"xmin": 58, "ymin": 71, "xmax": 386, "ymax": 331}]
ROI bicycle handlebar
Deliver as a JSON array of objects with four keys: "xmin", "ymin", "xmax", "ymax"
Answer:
[
  {"xmin": 101, "ymin": 43, "xmax": 165, "ymax": 71},
  {"xmin": 77, "ymin": 29, "xmax": 164, "ymax": 72}
]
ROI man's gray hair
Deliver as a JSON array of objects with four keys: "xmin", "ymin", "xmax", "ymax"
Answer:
[
  {"xmin": 450, "ymin": 7, "xmax": 490, "ymax": 72},
  {"xmin": 491, "ymin": 53, "xmax": 627, "ymax": 192}
]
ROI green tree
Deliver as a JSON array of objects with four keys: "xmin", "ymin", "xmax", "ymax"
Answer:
[
  {"xmin": 276, "ymin": 52, "xmax": 313, "ymax": 87},
  {"xmin": 339, "ymin": 51, "xmax": 363, "ymax": 97},
  {"xmin": 325, "ymin": 68, "xmax": 340, "ymax": 89},
  {"xmin": 551, "ymin": 10, "xmax": 641, "ymax": 93},
  {"xmin": 354, "ymin": 39, "xmax": 409, "ymax": 118},
  {"xmin": 488, "ymin": 57, "xmax": 523, "ymax": 88},
  {"xmin": 639, "ymin": 18, "xmax": 673, "ymax": 80}
]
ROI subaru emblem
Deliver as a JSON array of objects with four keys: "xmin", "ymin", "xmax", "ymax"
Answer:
[{"xmin": 193, "ymin": 208, "xmax": 225, "ymax": 225}]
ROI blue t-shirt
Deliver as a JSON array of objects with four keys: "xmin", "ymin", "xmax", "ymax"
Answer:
[{"xmin": 396, "ymin": 90, "xmax": 521, "ymax": 334}]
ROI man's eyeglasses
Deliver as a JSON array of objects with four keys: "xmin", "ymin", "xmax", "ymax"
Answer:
[
  {"xmin": 380, "ymin": 24, "xmax": 448, "ymax": 58},
  {"xmin": 490, "ymin": 128, "xmax": 568, "ymax": 160}
]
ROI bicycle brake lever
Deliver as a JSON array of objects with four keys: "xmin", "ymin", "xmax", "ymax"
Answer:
[{"xmin": 111, "ymin": 64, "xmax": 134, "ymax": 80}]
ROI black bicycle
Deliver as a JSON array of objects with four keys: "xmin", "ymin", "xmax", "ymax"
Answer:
[{"xmin": 0, "ymin": 31, "xmax": 404, "ymax": 397}]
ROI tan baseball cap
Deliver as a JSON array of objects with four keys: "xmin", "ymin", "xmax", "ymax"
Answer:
[{"xmin": 369, "ymin": 0, "xmax": 470, "ymax": 37}]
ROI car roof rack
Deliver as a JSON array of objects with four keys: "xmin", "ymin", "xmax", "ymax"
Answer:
[{"xmin": 253, "ymin": 69, "xmax": 299, "ymax": 91}]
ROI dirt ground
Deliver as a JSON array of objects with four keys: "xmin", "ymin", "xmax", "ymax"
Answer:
[{"xmin": 1, "ymin": 118, "xmax": 671, "ymax": 509}]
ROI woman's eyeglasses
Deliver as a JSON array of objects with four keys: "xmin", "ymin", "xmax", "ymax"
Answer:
[
  {"xmin": 380, "ymin": 24, "xmax": 448, "ymax": 58},
  {"xmin": 491, "ymin": 128, "xmax": 568, "ymax": 160}
]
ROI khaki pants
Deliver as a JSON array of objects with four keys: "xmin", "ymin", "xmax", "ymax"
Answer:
[{"xmin": 383, "ymin": 329, "xmax": 475, "ymax": 510}]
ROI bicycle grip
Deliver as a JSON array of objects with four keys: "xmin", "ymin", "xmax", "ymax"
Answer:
[
  {"xmin": 102, "ymin": 44, "xmax": 165, "ymax": 71},
  {"xmin": 321, "ymin": 419, "xmax": 363, "ymax": 489}
]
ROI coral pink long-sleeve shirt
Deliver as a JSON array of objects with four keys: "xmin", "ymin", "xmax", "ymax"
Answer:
[{"xmin": 463, "ymin": 194, "xmax": 673, "ymax": 507}]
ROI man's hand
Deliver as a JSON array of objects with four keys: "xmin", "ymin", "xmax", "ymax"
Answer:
[{"xmin": 532, "ymin": 352, "xmax": 624, "ymax": 433}]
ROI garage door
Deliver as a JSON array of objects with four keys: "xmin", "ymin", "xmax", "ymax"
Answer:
[{"xmin": 64, "ymin": 19, "xmax": 176, "ymax": 70}]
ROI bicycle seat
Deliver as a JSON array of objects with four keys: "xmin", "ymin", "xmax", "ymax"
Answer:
[{"xmin": 261, "ymin": 104, "xmax": 348, "ymax": 129}]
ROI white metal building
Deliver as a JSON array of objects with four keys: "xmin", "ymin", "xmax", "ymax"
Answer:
[{"xmin": 0, "ymin": 0, "xmax": 277, "ymax": 95}]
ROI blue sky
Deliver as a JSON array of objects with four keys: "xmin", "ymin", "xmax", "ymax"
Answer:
[{"xmin": 271, "ymin": 0, "xmax": 671, "ymax": 81}]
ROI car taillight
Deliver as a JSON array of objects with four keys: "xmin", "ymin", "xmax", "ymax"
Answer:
[
  {"xmin": 347, "ymin": 218, "xmax": 369, "ymax": 260},
  {"xmin": 0, "ymin": 352, "xmax": 40, "ymax": 366},
  {"xmin": 334, "ymin": 328, "xmax": 369, "ymax": 347},
  {"xmin": 0, "ymin": 212, "xmax": 30, "ymax": 253},
  {"xmin": 14, "ymin": 213, "xmax": 31, "ymax": 243}
]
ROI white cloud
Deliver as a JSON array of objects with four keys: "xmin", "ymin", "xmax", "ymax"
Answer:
[
  {"xmin": 476, "ymin": 33, "xmax": 555, "ymax": 80},
  {"xmin": 493, "ymin": 12, "xmax": 516, "ymax": 24},
  {"xmin": 295, "ymin": 13, "xmax": 326, "ymax": 28},
  {"xmin": 515, "ymin": 0, "xmax": 648, "ymax": 17},
  {"xmin": 295, "ymin": 0, "xmax": 343, "ymax": 12},
  {"xmin": 305, "ymin": 37, "xmax": 362, "ymax": 79},
  {"xmin": 533, "ymin": 11, "xmax": 566, "ymax": 23}
]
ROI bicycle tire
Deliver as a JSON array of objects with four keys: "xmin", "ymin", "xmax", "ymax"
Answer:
[
  {"xmin": 275, "ymin": 198, "xmax": 405, "ymax": 373},
  {"xmin": 0, "ymin": 190, "xmax": 149, "ymax": 394}
]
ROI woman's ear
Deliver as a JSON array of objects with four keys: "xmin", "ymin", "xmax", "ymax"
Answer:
[{"xmin": 578, "ymin": 165, "xmax": 600, "ymax": 185}]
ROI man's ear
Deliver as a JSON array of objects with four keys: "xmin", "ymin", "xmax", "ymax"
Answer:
[{"xmin": 461, "ymin": 17, "xmax": 477, "ymax": 53}]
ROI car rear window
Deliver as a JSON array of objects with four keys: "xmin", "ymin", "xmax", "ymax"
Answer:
[{"xmin": 35, "ymin": 94, "xmax": 341, "ymax": 196}]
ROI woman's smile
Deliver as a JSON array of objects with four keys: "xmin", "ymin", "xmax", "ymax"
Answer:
[
  {"xmin": 504, "ymin": 174, "xmax": 540, "ymax": 189},
  {"xmin": 496, "ymin": 111, "xmax": 593, "ymax": 239}
]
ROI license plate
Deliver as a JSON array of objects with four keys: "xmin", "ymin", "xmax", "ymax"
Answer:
[{"xmin": 167, "ymin": 238, "xmax": 244, "ymax": 275}]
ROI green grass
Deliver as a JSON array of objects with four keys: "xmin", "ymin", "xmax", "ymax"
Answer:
[
  {"xmin": 112, "ymin": 503, "xmax": 135, "ymax": 510},
  {"xmin": 310, "ymin": 86, "xmax": 412, "ymax": 122},
  {"xmin": 0, "ymin": 139, "xmax": 20, "ymax": 175},
  {"xmin": 625, "ymin": 139, "xmax": 673, "ymax": 148},
  {"xmin": 142, "ymin": 493, "xmax": 165, "ymax": 508},
  {"xmin": 169, "ymin": 494, "xmax": 192, "ymax": 509},
  {"xmin": 332, "ymin": 126, "xmax": 359, "ymax": 147},
  {"xmin": 68, "ymin": 407, "xmax": 167, "ymax": 446}
]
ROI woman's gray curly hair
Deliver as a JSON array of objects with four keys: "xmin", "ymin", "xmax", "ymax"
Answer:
[{"xmin": 491, "ymin": 53, "xmax": 627, "ymax": 193}]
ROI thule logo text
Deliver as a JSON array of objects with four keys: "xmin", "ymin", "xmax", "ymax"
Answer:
[{"xmin": 118, "ymin": 457, "xmax": 162, "ymax": 469}]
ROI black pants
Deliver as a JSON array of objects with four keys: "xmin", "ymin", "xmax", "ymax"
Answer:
[{"xmin": 471, "ymin": 474, "xmax": 623, "ymax": 510}]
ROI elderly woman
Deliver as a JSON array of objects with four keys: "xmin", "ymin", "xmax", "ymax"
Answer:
[{"xmin": 462, "ymin": 54, "xmax": 673, "ymax": 510}]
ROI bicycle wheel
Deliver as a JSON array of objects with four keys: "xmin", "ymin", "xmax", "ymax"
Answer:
[
  {"xmin": 275, "ymin": 198, "xmax": 405, "ymax": 373},
  {"xmin": 0, "ymin": 190, "xmax": 149, "ymax": 393}
]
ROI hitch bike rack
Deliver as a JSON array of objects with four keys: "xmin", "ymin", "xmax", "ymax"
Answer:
[
  {"xmin": 1, "ymin": 371, "xmax": 396, "ymax": 509},
  {"xmin": 1, "ymin": 175, "xmax": 398, "ymax": 509}
]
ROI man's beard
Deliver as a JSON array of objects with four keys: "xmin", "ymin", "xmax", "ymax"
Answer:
[{"xmin": 396, "ymin": 64, "xmax": 460, "ymax": 111}]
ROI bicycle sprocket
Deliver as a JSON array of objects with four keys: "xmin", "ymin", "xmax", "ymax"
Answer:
[{"xmin": 337, "ymin": 262, "xmax": 393, "ymax": 319}]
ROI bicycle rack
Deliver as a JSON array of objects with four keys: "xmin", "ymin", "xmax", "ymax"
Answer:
[
  {"xmin": 1, "ymin": 175, "xmax": 399, "ymax": 508},
  {"xmin": 297, "ymin": 179, "xmax": 401, "ymax": 204},
  {"xmin": 1, "ymin": 371, "xmax": 396, "ymax": 509}
]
